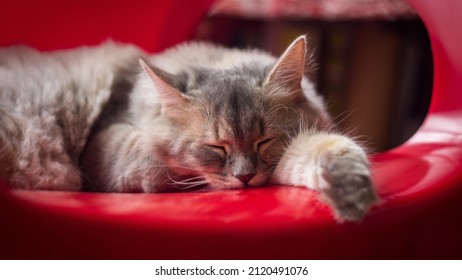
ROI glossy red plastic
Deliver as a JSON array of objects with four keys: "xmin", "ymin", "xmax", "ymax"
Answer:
[{"xmin": 1, "ymin": 0, "xmax": 462, "ymax": 259}]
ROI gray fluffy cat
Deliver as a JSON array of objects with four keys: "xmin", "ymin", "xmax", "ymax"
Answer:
[{"xmin": 0, "ymin": 36, "xmax": 377, "ymax": 221}]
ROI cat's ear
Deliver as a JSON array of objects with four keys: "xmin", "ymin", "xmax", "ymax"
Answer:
[
  {"xmin": 264, "ymin": 35, "xmax": 307, "ymax": 101},
  {"xmin": 139, "ymin": 59, "xmax": 188, "ymax": 109}
]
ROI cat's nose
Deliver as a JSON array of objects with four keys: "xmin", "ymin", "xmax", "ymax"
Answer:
[{"xmin": 235, "ymin": 173, "xmax": 255, "ymax": 184}]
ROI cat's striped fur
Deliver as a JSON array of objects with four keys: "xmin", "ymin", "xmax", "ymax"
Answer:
[{"xmin": 0, "ymin": 36, "xmax": 377, "ymax": 221}]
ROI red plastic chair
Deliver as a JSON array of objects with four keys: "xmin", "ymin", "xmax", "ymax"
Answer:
[{"xmin": 1, "ymin": 0, "xmax": 461, "ymax": 259}]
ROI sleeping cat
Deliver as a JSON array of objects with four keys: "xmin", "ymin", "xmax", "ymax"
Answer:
[{"xmin": 0, "ymin": 36, "xmax": 377, "ymax": 221}]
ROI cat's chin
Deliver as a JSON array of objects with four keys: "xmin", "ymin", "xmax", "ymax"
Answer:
[
  {"xmin": 208, "ymin": 183, "xmax": 245, "ymax": 191},
  {"xmin": 199, "ymin": 172, "xmax": 270, "ymax": 191},
  {"xmin": 206, "ymin": 179, "xmax": 265, "ymax": 191}
]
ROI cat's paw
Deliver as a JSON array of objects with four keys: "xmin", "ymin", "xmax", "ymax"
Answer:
[{"xmin": 320, "ymin": 155, "xmax": 377, "ymax": 222}]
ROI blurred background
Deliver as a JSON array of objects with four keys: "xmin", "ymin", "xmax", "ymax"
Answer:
[
  {"xmin": 0, "ymin": 0, "xmax": 433, "ymax": 153},
  {"xmin": 194, "ymin": 0, "xmax": 433, "ymax": 152}
]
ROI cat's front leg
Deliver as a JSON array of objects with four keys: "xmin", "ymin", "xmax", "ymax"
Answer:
[
  {"xmin": 81, "ymin": 124, "xmax": 171, "ymax": 193},
  {"xmin": 272, "ymin": 131, "xmax": 378, "ymax": 221}
]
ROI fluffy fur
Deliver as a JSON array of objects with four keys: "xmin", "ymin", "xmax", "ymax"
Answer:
[{"xmin": 0, "ymin": 36, "xmax": 377, "ymax": 221}]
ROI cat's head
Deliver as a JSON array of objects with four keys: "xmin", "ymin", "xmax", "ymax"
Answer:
[{"xmin": 140, "ymin": 35, "xmax": 330, "ymax": 190}]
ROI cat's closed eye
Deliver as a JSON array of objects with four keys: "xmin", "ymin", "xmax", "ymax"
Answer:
[
  {"xmin": 205, "ymin": 144, "xmax": 227, "ymax": 158},
  {"xmin": 255, "ymin": 138, "xmax": 274, "ymax": 153}
]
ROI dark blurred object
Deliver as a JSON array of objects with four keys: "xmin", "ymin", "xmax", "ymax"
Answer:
[{"xmin": 196, "ymin": 0, "xmax": 432, "ymax": 152}]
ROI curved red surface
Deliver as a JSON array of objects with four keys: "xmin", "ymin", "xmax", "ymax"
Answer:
[{"xmin": 1, "ymin": 0, "xmax": 462, "ymax": 259}]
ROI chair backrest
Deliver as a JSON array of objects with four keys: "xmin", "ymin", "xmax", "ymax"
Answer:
[
  {"xmin": 408, "ymin": 0, "xmax": 462, "ymax": 113},
  {"xmin": 0, "ymin": 0, "xmax": 215, "ymax": 52}
]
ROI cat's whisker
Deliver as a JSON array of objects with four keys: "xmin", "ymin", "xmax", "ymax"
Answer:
[
  {"xmin": 164, "ymin": 170, "xmax": 208, "ymax": 189},
  {"xmin": 170, "ymin": 176, "xmax": 205, "ymax": 184},
  {"xmin": 191, "ymin": 185, "xmax": 215, "ymax": 193},
  {"xmin": 173, "ymin": 180, "xmax": 208, "ymax": 190},
  {"xmin": 266, "ymin": 104, "xmax": 295, "ymax": 119},
  {"xmin": 111, "ymin": 162, "xmax": 200, "ymax": 185},
  {"xmin": 331, "ymin": 109, "xmax": 357, "ymax": 127},
  {"xmin": 175, "ymin": 182, "xmax": 206, "ymax": 190},
  {"xmin": 266, "ymin": 105, "xmax": 282, "ymax": 119},
  {"xmin": 298, "ymin": 112, "xmax": 306, "ymax": 132},
  {"xmin": 167, "ymin": 175, "xmax": 206, "ymax": 185}
]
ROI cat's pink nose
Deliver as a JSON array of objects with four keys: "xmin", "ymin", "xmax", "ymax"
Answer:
[{"xmin": 235, "ymin": 173, "xmax": 255, "ymax": 184}]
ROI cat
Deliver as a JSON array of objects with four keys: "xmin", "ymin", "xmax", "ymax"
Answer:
[{"xmin": 0, "ymin": 36, "xmax": 377, "ymax": 221}]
